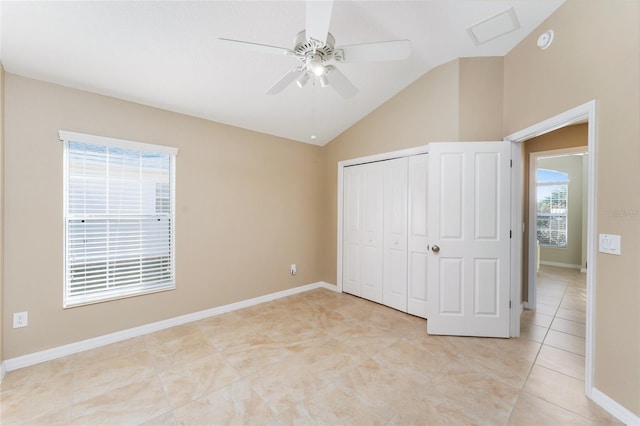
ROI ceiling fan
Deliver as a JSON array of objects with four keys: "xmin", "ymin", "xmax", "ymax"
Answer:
[{"xmin": 218, "ymin": 0, "xmax": 412, "ymax": 99}]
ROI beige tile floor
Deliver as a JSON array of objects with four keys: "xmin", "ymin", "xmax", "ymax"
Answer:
[{"xmin": 0, "ymin": 265, "xmax": 620, "ymax": 425}]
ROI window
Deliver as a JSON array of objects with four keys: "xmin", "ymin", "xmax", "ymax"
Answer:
[
  {"xmin": 536, "ymin": 168, "xmax": 568, "ymax": 248},
  {"xmin": 60, "ymin": 131, "xmax": 177, "ymax": 307}
]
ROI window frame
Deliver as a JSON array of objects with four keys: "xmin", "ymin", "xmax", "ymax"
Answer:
[
  {"xmin": 59, "ymin": 130, "xmax": 178, "ymax": 308},
  {"xmin": 536, "ymin": 172, "xmax": 569, "ymax": 249}
]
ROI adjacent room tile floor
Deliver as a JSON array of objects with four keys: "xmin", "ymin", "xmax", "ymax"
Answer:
[{"xmin": 0, "ymin": 266, "xmax": 620, "ymax": 425}]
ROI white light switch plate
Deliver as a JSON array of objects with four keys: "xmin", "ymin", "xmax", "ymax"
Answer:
[{"xmin": 599, "ymin": 234, "xmax": 621, "ymax": 255}]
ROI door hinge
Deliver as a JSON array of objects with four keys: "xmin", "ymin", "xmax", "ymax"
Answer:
[
  {"xmin": 510, "ymin": 230, "xmax": 512, "ymax": 238},
  {"xmin": 509, "ymin": 300, "xmax": 512, "ymax": 309},
  {"xmin": 510, "ymin": 159, "xmax": 513, "ymax": 168}
]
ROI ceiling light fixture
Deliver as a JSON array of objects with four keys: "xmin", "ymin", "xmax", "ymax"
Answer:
[
  {"xmin": 307, "ymin": 54, "xmax": 325, "ymax": 76},
  {"xmin": 319, "ymin": 74, "xmax": 329, "ymax": 88},
  {"xmin": 295, "ymin": 72, "xmax": 310, "ymax": 88}
]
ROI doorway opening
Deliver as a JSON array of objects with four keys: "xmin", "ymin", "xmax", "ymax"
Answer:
[
  {"xmin": 528, "ymin": 144, "xmax": 589, "ymax": 305},
  {"xmin": 506, "ymin": 100, "xmax": 596, "ymax": 397}
]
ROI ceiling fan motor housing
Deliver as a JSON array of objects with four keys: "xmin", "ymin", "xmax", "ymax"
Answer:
[{"xmin": 294, "ymin": 30, "xmax": 336, "ymax": 63}]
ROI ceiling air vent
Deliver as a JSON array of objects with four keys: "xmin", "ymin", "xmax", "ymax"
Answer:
[{"xmin": 466, "ymin": 7, "xmax": 521, "ymax": 46}]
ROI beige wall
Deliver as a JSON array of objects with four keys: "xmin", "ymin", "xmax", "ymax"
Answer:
[
  {"xmin": 522, "ymin": 124, "xmax": 588, "ymax": 297},
  {"xmin": 537, "ymin": 154, "xmax": 584, "ymax": 266},
  {"xmin": 320, "ymin": 57, "xmax": 504, "ymax": 283},
  {"xmin": 504, "ymin": 0, "xmax": 640, "ymax": 415},
  {"xmin": 3, "ymin": 74, "xmax": 324, "ymax": 358},
  {"xmin": 458, "ymin": 57, "xmax": 504, "ymax": 141}
]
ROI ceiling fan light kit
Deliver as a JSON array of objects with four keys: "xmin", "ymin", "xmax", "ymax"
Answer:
[
  {"xmin": 219, "ymin": 0, "xmax": 412, "ymax": 99},
  {"xmin": 319, "ymin": 74, "xmax": 330, "ymax": 88},
  {"xmin": 307, "ymin": 54, "xmax": 326, "ymax": 76},
  {"xmin": 295, "ymin": 72, "xmax": 310, "ymax": 88}
]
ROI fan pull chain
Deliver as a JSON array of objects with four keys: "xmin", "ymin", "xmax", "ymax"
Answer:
[{"xmin": 311, "ymin": 77, "xmax": 317, "ymax": 140}]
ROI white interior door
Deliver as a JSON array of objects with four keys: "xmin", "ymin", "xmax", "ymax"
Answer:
[
  {"xmin": 383, "ymin": 158, "xmax": 408, "ymax": 311},
  {"xmin": 343, "ymin": 163, "xmax": 383, "ymax": 302},
  {"xmin": 407, "ymin": 154, "xmax": 429, "ymax": 318},
  {"xmin": 427, "ymin": 142, "xmax": 511, "ymax": 337}
]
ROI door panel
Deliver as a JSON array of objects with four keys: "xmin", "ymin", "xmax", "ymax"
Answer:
[
  {"xmin": 439, "ymin": 258, "xmax": 463, "ymax": 314},
  {"xmin": 343, "ymin": 163, "xmax": 383, "ymax": 303},
  {"xmin": 383, "ymin": 158, "xmax": 408, "ymax": 311},
  {"xmin": 475, "ymin": 153, "xmax": 499, "ymax": 240},
  {"xmin": 342, "ymin": 168, "xmax": 362, "ymax": 296},
  {"xmin": 427, "ymin": 142, "xmax": 510, "ymax": 337},
  {"xmin": 475, "ymin": 258, "xmax": 498, "ymax": 315},
  {"xmin": 387, "ymin": 248, "xmax": 407, "ymax": 296},
  {"xmin": 362, "ymin": 244, "xmax": 382, "ymax": 302},
  {"xmin": 440, "ymin": 153, "xmax": 464, "ymax": 239},
  {"xmin": 409, "ymin": 252, "xmax": 427, "ymax": 298},
  {"xmin": 343, "ymin": 242, "xmax": 362, "ymax": 295},
  {"xmin": 361, "ymin": 163, "xmax": 384, "ymax": 303},
  {"xmin": 408, "ymin": 154, "xmax": 429, "ymax": 318}
]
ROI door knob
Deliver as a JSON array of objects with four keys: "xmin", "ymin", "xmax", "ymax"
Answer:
[{"xmin": 432, "ymin": 245, "xmax": 440, "ymax": 253}]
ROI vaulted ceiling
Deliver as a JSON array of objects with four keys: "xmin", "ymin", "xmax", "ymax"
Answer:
[{"xmin": 0, "ymin": 1, "xmax": 564, "ymax": 145}]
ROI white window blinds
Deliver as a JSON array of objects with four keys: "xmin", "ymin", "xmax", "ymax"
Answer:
[
  {"xmin": 60, "ymin": 131, "xmax": 177, "ymax": 307},
  {"xmin": 536, "ymin": 168, "xmax": 569, "ymax": 248}
]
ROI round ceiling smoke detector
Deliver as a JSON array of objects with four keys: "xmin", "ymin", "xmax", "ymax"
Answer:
[{"xmin": 537, "ymin": 30, "xmax": 554, "ymax": 50}]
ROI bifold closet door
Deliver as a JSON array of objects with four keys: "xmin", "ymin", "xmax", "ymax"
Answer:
[
  {"xmin": 407, "ymin": 154, "xmax": 429, "ymax": 318},
  {"xmin": 342, "ymin": 154, "xmax": 429, "ymax": 318},
  {"xmin": 342, "ymin": 162, "xmax": 383, "ymax": 303},
  {"xmin": 383, "ymin": 158, "xmax": 408, "ymax": 312}
]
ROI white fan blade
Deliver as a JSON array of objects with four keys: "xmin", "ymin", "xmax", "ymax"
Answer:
[
  {"xmin": 218, "ymin": 38, "xmax": 293, "ymax": 56},
  {"xmin": 335, "ymin": 40, "xmax": 412, "ymax": 62},
  {"xmin": 265, "ymin": 69, "xmax": 304, "ymax": 95},
  {"xmin": 325, "ymin": 67, "xmax": 358, "ymax": 99},
  {"xmin": 306, "ymin": 0, "xmax": 334, "ymax": 44}
]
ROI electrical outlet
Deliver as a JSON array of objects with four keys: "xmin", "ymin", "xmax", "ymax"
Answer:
[
  {"xmin": 13, "ymin": 311, "xmax": 28, "ymax": 328},
  {"xmin": 290, "ymin": 264, "xmax": 297, "ymax": 275}
]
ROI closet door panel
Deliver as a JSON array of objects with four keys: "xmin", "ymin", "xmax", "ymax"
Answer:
[
  {"xmin": 408, "ymin": 154, "xmax": 429, "ymax": 318},
  {"xmin": 383, "ymin": 158, "xmax": 408, "ymax": 312},
  {"xmin": 360, "ymin": 163, "xmax": 384, "ymax": 303},
  {"xmin": 342, "ymin": 166, "xmax": 363, "ymax": 296},
  {"xmin": 343, "ymin": 243, "xmax": 362, "ymax": 295}
]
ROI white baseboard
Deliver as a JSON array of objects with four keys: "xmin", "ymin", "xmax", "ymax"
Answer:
[
  {"xmin": 4, "ymin": 281, "xmax": 336, "ymax": 372},
  {"xmin": 0, "ymin": 361, "xmax": 6, "ymax": 383},
  {"xmin": 319, "ymin": 282, "xmax": 339, "ymax": 292},
  {"xmin": 540, "ymin": 261, "xmax": 582, "ymax": 270},
  {"xmin": 580, "ymin": 267, "xmax": 587, "ymax": 273},
  {"xmin": 590, "ymin": 387, "xmax": 640, "ymax": 425}
]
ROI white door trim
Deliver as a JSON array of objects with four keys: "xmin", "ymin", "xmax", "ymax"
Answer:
[
  {"xmin": 337, "ymin": 144, "xmax": 429, "ymax": 293},
  {"xmin": 505, "ymin": 99, "xmax": 597, "ymax": 396},
  {"xmin": 509, "ymin": 141, "xmax": 523, "ymax": 337}
]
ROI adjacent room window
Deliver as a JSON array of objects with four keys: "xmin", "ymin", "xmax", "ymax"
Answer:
[
  {"xmin": 60, "ymin": 131, "xmax": 177, "ymax": 307},
  {"xmin": 536, "ymin": 168, "xmax": 569, "ymax": 248}
]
